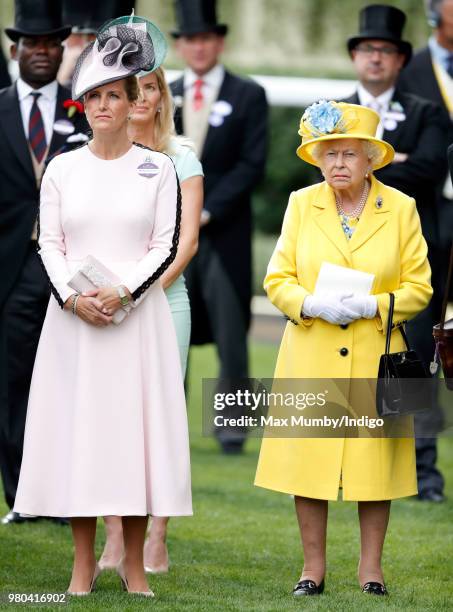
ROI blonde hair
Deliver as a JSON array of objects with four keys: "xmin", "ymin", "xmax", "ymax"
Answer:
[
  {"xmin": 149, "ymin": 67, "xmax": 175, "ymax": 153},
  {"xmin": 137, "ymin": 67, "xmax": 195, "ymax": 155}
]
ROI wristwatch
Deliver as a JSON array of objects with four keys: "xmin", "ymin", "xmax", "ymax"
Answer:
[{"xmin": 116, "ymin": 285, "xmax": 129, "ymax": 307}]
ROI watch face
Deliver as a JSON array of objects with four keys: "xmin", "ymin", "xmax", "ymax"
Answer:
[{"xmin": 120, "ymin": 296, "xmax": 129, "ymax": 306}]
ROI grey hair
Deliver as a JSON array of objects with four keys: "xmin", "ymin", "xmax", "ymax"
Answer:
[{"xmin": 311, "ymin": 139, "xmax": 384, "ymax": 168}]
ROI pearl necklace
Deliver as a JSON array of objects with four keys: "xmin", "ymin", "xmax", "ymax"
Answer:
[{"xmin": 335, "ymin": 181, "xmax": 370, "ymax": 218}]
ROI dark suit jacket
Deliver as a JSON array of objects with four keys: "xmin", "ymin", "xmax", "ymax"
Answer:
[
  {"xmin": 344, "ymin": 88, "xmax": 448, "ymax": 244},
  {"xmin": 0, "ymin": 82, "xmax": 88, "ymax": 309},
  {"xmin": 171, "ymin": 70, "xmax": 268, "ymax": 343}
]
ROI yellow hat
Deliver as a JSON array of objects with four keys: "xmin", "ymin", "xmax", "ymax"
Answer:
[{"xmin": 297, "ymin": 101, "xmax": 394, "ymax": 170}]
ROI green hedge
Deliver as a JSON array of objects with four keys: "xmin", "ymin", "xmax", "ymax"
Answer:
[{"xmin": 253, "ymin": 106, "xmax": 319, "ymax": 234}]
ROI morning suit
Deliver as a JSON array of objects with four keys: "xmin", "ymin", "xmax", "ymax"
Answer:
[
  {"xmin": 0, "ymin": 81, "xmax": 87, "ymax": 508},
  {"xmin": 171, "ymin": 70, "xmax": 268, "ymax": 348},
  {"xmin": 399, "ymin": 45, "xmax": 453, "ymax": 275},
  {"xmin": 344, "ymin": 88, "xmax": 447, "ymax": 496},
  {"xmin": 255, "ymin": 177, "xmax": 432, "ymax": 500}
]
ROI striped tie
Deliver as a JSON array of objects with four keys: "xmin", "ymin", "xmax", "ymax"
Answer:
[{"xmin": 28, "ymin": 92, "xmax": 47, "ymax": 163}]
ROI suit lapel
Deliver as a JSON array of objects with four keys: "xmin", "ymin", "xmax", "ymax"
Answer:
[
  {"xmin": 381, "ymin": 88, "xmax": 407, "ymax": 147},
  {"xmin": 312, "ymin": 183, "xmax": 352, "ymax": 266},
  {"xmin": 348, "ymin": 176, "xmax": 389, "ymax": 252},
  {"xmin": 202, "ymin": 71, "xmax": 232, "ymax": 160},
  {"xmin": 171, "ymin": 77, "xmax": 184, "ymax": 135},
  {"xmin": 346, "ymin": 91, "xmax": 360, "ymax": 105},
  {"xmin": 48, "ymin": 85, "xmax": 69, "ymax": 156},
  {"xmin": 0, "ymin": 84, "xmax": 34, "ymax": 180},
  {"xmin": 422, "ymin": 48, "xmax": 447, "ymax": 110}
]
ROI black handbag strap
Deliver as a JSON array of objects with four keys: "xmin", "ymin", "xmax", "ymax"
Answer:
[
  {"xmin": 440, "ymin": 243, "xmax": 453, "ymax": 330},
  {"xmin": 385, "ymin": 292, "xmax": 410, "ymax": 354}
]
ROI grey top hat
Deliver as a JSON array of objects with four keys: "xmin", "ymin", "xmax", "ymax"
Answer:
[
  {"xmin": 6, "ymin": 0, "xmax": 71, "ymax": 42},
  {"xmin": 347, "ymin": 4, "xmax": 412, "ymax": 66},
  {"xmin": 171, "ymin": 0, "xmax": 228, "ymax": 38}
]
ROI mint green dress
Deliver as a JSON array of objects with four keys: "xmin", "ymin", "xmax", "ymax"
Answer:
[{"xmin": 165, "ymin": 141, "xmax": 203, "ymax": 375}]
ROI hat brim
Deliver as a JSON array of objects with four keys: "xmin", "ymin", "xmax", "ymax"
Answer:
[
  {"xmin": 5, "ymin": 26, "xmax": 72, "ymax": 42},
  {"xmin": 297, "ymin": 134, "xmax": 395, "ymax": 171},
  {"xmin": 347, "ymin": 36, "xmax": 412, "ymax": 66},
  {"xmin": 170, "ymin": 24, "xmax": 228, "ymax": 38}
]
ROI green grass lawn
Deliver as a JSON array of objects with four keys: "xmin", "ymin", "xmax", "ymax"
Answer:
[{"xmin": 1, "ymin": 342, "xmax": 452, "ymax": 611}]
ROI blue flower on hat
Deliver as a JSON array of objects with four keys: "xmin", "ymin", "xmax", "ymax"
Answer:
[{"xmin": 305, "ymin": 100, "xmax": 342, "ymax": 135}]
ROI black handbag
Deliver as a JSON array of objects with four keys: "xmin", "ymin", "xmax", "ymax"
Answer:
[{"xmin": 376, "ymin": 293, "xmax": 431, "ymax": 417}]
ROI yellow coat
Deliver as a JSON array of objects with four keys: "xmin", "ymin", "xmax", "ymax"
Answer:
[{"xmin": 254, "ymin": 176, "xmax": 433, "ymax": 501}]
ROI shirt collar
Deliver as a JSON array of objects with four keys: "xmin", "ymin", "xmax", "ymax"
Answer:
[
  {"xmin": 16, "ymin": 77, "xmax": 58, "ymax": 102},
  {"xmin": 184, "ymin": 64, "xmax": 225, "ymax": 90},
  {"xmin": 429, "ymin": 35, "xmax": 451, "ymax": 65},
  {"xmin": 357, "ymin": 83, "xmax": 395, "ymax": 109}
]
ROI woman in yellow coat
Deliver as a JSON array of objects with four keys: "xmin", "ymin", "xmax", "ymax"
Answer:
[{"xmin": 254, "ymin": 101, "xmax": 432, "ymax": 597}]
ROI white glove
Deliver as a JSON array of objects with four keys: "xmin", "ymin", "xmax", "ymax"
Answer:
[
  {"xmin": 342, "ymin": 295, "xmax": 378, "ymax": 319},
  {"xmin": 302, "ymin": 293, "xmax": 362, "ymax": 325}
]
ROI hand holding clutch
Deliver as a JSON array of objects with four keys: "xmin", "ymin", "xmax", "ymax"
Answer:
[
  {"xmin": 302, "ymin": 293, "xmax": 362, "ymax": 325},
  {"xmin": 68, "ymin": 256, "xmax": 132, "ymax": 325}
]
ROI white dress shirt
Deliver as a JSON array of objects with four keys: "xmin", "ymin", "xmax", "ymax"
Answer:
[
  {"xmin": 16, "ymin": 77, "xmax": 58, "ymax": 145},
  {"xmin": 357, "ymin": 84, "xmax": 395, "ymax": 139},
  {"xmin": 183, "ymin": 63, "xmax": 225, "ymax": 108}
]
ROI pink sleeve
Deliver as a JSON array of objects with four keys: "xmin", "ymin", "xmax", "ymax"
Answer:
[{"xmin": 123, "ymin": 155, "xmax": 181, "ymax": 301}]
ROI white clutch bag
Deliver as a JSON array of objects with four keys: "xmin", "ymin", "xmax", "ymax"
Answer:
[{"xmin": 68, "ymin": 255, "xmax": 131, "ymax": 325}]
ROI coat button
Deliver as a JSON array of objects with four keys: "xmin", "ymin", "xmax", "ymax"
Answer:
[
  {"xmin": 340, "ymin": 347, "xmax": 349, "ymax": 356},
  {"xmin": 340, "ymin": 324, "xmax": 348, "ymax": 330}
]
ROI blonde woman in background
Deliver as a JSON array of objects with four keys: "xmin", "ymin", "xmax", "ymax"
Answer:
[{"xmin": 99, "ymin": 67, "xmax": 203, "ymax": 575}]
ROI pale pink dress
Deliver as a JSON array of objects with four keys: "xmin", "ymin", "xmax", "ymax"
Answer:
[{"xmin": 14, "ymin": 143, "xmax": 192, "ymax": 517}]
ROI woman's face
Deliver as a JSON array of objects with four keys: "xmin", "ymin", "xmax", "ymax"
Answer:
[
  {"xmin": 130, "ymin": 72, "xmax": 162, "ymax": 125},
  {"xmin": 84, "ymin": 80, "xmax": 133, "ymax": 133},
  {"xmin": 318, "ymin": 139, "xmax": 370, "ymax": 191}
]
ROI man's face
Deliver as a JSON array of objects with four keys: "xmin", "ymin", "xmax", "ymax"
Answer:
[
  {"xmin": 351, "ymin": 39, "xmax": 405, "ymax": 90},
  {"xmin": 438, "ymin": 0, "xmax": 453, "ymax": 47},
  {"xmin": 175, "ymin": 32, "xmax": 224, "ymax": 75},
  {"xmin": 11, "ymin": 35, "xmax": 63, "ymax": 85}
]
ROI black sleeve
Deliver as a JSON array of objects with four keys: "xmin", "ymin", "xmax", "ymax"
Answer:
[
  {"xmin": 204, "ymin": 84, "xmax": 268, "ymax": 221},
  {"xmin": 377, "ymin": 101, "xmax": 448, "ymax": 189}
]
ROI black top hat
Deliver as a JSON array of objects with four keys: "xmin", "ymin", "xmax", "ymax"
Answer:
[
  {"xmin": 62, "ymin": 0, "xmax": 136, "ymax": 35},
  {"xmin": 6, "ymin": 0, "xmax": 71, "ymax": 42},
  {"xmin": 171, "ymin": 0, "xmax": 228, "ymax": 38},
  {"xmin": 347, "ymin": 4, "xmax": 412, "ymax": 65}
]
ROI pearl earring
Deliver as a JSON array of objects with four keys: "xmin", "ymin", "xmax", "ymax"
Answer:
[{"xmin": 157, "ymin": 107, "xmax": 162, "ymax": 113}]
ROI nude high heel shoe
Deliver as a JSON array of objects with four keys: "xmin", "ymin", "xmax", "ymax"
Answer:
[
  {"xmin": 116, "ymin": 561, "xmax": 154, "ymax": 597},
  {"xmin": 67, "ymin": 563, "xmax": 101, "ymax": 596}
]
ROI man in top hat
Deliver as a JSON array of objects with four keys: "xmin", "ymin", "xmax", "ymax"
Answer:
[
  {"xmin": 0, "ymin": 0, "xmax": 88, "ymax": 524},
  {"xmin": 345, "ymin": 4, "xmax": 448, "ymax": 502},
  {"xmin": 170, "ymin": 0, "xmax": 268, "ymax": 454},
  {"xmin": 399, "ymin": 0, "xmax": 453, "ymax": 286},
  {"xmin": 58, "ymin": 0, "xmax": 136, "ymax": 88}
]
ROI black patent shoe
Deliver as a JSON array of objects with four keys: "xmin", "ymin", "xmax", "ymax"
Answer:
[
  {"xmin": 362, "ymin": 581, "xmax": 388, "ymax": 595},
  {"xmin": 293, "ymin": 578, "xmax": 325, "ymax": 596}
]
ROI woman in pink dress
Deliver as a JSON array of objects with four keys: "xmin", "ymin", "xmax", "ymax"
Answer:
[{"xmin": 14, "ymin": 15, "xmax": 192, "ymax": 597}]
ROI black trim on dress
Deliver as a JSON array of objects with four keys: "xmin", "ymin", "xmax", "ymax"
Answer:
[{"xmin": 130, "ymin": 142, "xmax": 182, "ymax": 301}]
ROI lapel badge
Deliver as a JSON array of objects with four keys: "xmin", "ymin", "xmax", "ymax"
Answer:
[{"xmin": 375, "ymin": 196, "xmax": 383, "ymax": 209}]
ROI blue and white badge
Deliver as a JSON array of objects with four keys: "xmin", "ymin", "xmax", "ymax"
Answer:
[
  {"xmin": 173, "ymin": 95, "xmax": 183, "ymax": 108},
  {"xmin": 209, "ymin": 113, "xmax": 224, "ymax": 127},
  {"xmin": 53, "ymin": 119, "xmax": 75, "ymax": 136},
  {"xmin": 137, "ymin": 157, "xmax": 159, "ymax": 179},
  {"xmin": 212, "ymin": 100, "xmax": 233, "ymax": 117}
]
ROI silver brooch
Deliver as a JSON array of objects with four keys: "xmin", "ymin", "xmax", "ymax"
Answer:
[{"xmin": 375, "ymin": 196, "xmax": 383, "ymax": 209}]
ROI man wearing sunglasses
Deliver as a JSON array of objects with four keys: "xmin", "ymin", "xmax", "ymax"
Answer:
[{"xmin": 344, "ymin": 5, "xmax": 448, "ymax": 503}]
